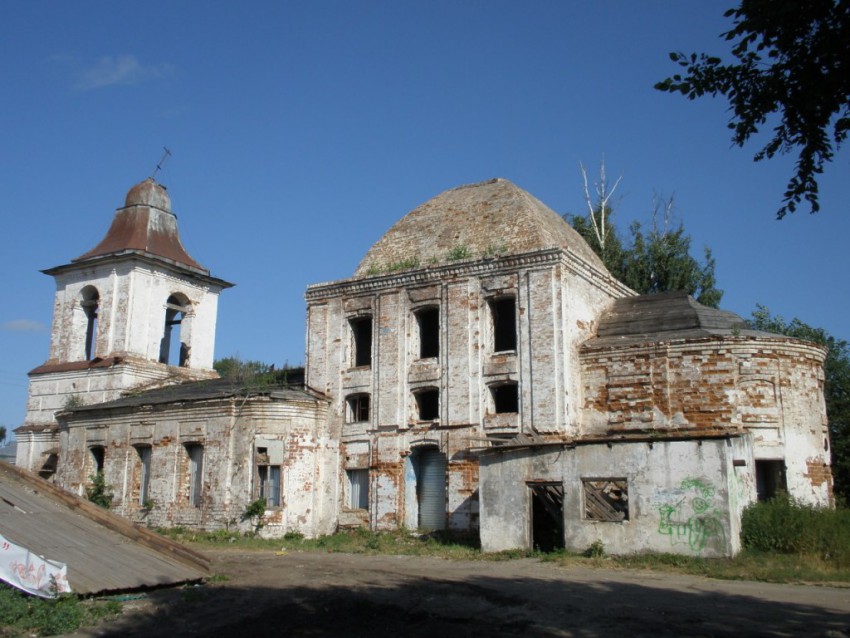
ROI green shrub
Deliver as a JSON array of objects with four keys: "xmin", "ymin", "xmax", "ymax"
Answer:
[
  {"xmin": 741, "ymin": 496, "xmax": 850, "ymax": 567},
  {"xmin": 85, "ymin": 472, "xmax": 113, "ymax": 509},
  {"xmin": 585, "ymin": 540, "xmax": 605, "ymax": 558}
]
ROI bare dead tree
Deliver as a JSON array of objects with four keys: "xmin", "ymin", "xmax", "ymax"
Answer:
[{"xmin": 580, "ymin": 158, "xmax": 622, "ymax": 253}]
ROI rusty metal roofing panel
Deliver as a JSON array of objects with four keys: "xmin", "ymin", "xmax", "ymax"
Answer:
[
  {"xmin": 72, "ymin": 204, "xmax": 206, "ymax": 272},
  {"xmin": 0, "ymin": 462, "xmax": 208, "ymax": 595}
]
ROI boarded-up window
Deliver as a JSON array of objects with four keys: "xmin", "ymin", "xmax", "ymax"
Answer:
[{"xmin": 583, "ymin": 479, "xmax": 629, "ymax": 521}]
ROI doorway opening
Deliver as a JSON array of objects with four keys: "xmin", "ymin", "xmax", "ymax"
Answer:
[{"xmin": 529, "ymin": 482, "xmax": 565, "ymax": 552}]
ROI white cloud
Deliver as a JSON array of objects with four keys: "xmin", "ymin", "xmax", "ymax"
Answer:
[
  {"xmin": 1, "ymin": 320, "xmax": 47, "ymax": 333},
  {"xmin": 75, "ymin": 54, "xmax": 173, "ymax": 91}
]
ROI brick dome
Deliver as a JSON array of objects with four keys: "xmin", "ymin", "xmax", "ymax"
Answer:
[{"xmin": 354, "ymin": 178, "xmax": 607, "ymax": 277}]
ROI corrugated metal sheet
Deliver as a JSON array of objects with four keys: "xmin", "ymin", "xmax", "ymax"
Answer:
[
  {"xmin": 0, "ymin": 462, "xmax": 208, "ymax": 595},
  {"xmin": 417, "ymin": 449, "xmax": 446, "ymax": 531}
]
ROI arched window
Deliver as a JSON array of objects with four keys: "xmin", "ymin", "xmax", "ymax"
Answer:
[
  {"xmin": 80, "ymin": 286, "xmax": 100, "ymax": 360},
  {"xmin": 159, "ymin": 294, "xmax": 190, "ymax": 366}
]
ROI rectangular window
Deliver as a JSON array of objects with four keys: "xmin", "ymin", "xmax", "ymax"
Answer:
[
  {"xmin": 415, "ymin": 388, "xmax": 439, "ymax": 421},
  {"xmin": 491, "ymin": 383, "xmax": 519, "ymax": 413},
  {"xmin": 583, "ymin": 479, "xmax": 629, "ymax": 521},
  {"xmin": 416, "ymin": 307, "xmax": 439, "ymax": 359},
  {"xmin": 346, "ymin": 394, "xmax": 370, "ymax": 423},
  {"xmin": 186, "ymin": 444, "xmax": 204, "ymax": 507},
  {"xmin": 490, "ymin": 297, "xmax": 517, "ymax": 352},
  {"xmin": 347, "ymin": 469, "xmax": 369, "ymax": 510},
  {"xmin": 350, "ymin": 316, "xmax": 373, "ymax": 367},
  {"xmin": 137, "ymin": 446, "xmax": 152, "ymax": 506},
  {"xmin": 755, "ymin": 460, "xmax": 787, "ymax": 502},
  {"xmin": 258, "ymin": 465, "xmax": 281, "ymax": 507}
]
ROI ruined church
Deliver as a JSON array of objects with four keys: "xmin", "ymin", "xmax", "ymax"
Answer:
[{"xmin": 15, "ymin": 177, "xmax": 831, "ymax": 557}]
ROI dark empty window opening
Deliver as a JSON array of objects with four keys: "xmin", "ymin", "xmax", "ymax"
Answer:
[
  {"xmin": 415, "ymin": 389, "xmax": 439, "ymax": 421},
  {"xmin": 416, "ymin": 307, "xmax": 440, "ymax": 359},
  {"xmin": 160, "ymin": 295, "xmax": 189, "ymax": 366},
  {"xmin": 583, "ymin": 479, "xmax": 629, "ymax": 521},
  {"xmin": 81, "ymin": 288, "xmax": 99, "ymax": 360},
  {"xmin": 529, "ymin": 483, "xmax": 565, "ymax": 552},
  {"xmin": 755, "ymin": 460, "xmax": 787, "ymax": 502},
  {"xmin": 350, "ymin": 316, "xmax": 373, "ymax": 367},
  {"xmin": 347, "ymin": 394, "xmax": 370, "ymax": 423},
  {"xmin": 89, "ymin": 446, "xmax": 105, "ymax": 473},
  {"xmin": 39, "ymin": 453, "xmax": 58, "ymax": 480},
  {"xmin": 492, "ymin": 383, "xmax": 519, "ymax": 413},
  {"xmin": 491, "ymin": 297, "xmax": 517, "ymax": 352}
]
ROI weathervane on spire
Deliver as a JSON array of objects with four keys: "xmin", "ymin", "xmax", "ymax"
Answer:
[{"xmin": 150, "ymin": 146, "xmax": 172, "ymax": 181}]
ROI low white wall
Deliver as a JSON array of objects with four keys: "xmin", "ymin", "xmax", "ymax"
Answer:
[{"xmin": 480, "ymin": 435, "xmax": 756, "ymax": 557}]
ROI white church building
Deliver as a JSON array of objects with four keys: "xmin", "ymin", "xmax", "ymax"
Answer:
[{"xmin": 15, "ymin": 177, "xmax": 832, "ymax": 556}]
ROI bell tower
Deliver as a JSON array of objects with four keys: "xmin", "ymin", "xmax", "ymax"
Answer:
[{"xmin": 16, "ymin": 178, "xmax": 233, "ymax": 472}]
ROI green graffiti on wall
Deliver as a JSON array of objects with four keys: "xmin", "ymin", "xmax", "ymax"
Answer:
[{"xmin": 657, "ymin": 478, "xmax": 726, "ymax": 553}]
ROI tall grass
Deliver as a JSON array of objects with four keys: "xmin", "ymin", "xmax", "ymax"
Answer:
[{"xmin": 741, "ymin": 496, "xmax": 850, "ymax": 568}]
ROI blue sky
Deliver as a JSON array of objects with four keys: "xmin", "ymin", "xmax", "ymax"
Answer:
[{"xmin": 1, "ymin": 1, "xmax": 847, "ymax": 434}]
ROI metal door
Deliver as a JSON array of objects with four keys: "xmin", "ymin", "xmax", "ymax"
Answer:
[{"xmin": 417, "ymin": 448, "xmax": 446, "ymax": 530}]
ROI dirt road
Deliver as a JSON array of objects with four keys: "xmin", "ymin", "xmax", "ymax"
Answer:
[{"xmin": 74, "ymin": 549, "xmax": 850, "ymax": 637}]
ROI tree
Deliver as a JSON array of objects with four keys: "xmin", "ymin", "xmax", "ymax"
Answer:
[
  {"xmin": 620, "ymin": 195, "xmax": 723, "ymax": 308},
  {"xmin": 214, "ymin": 356, "xmax": 275, "ymax": 380},
  {"xmin": 569, "ymin": 187, "xmax": 723, "ymax": 308},
  {"xmin": 749, "ymin": 305, "xmax": 850, "ymax": 500},
  {"xmin": 0, "ymin": 425, "xmax": 6, "ymax": 445},
  {"xmin": 575, "ymin": 160, "xmax": 624, "ymax": 267},
  {"xmin": 655, "ymin": 0, "xmax": 850, "ymax": 218}
]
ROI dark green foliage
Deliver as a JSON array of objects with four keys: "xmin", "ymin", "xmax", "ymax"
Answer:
[
  {"xmin": 241, "ymin": 498, "xmax": 267, "ymax": 535},
  {"xmin": 0, "ymin": 583, "xmax": 120, "ymax": 636},
  {"xmin": 655, "ymin": 0, "xmax": 850, "ymax": 218},
  {"xmin": 621, "ymin": 222, "xmax": 722, "ymax": 308},
  {"xmin": 0, "ymin": 425, "xmax": 7, "ymax": 444},
  {"xmin": 749, "ymin": 305, "xmax": 850, "ymax": 499},
  {"xmin": 85, "ymin": 471, "xmax": 113, "ymax": 509},
  {"xmin": 568, "ymin": 204, "xmax": 722, "ymax": 308},
  {"xmin": 741, "ymin": 497, "xmax": 850, "ymax": 567}
]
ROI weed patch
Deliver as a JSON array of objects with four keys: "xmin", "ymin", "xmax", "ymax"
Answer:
[{"xmin": 0, "ymin": 584, "xmax": 121, "ymax": 637}]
